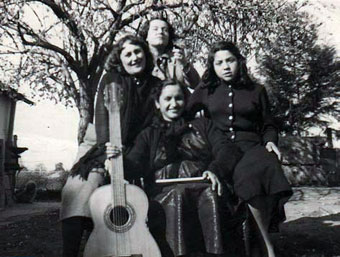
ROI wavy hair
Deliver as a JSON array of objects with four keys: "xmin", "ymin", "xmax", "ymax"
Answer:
[
  {"xmin": 104, "ymin": 35, "xmax": 154, "ymax": 76},
  {"xmin": 202, "ymin": 41, "xmax": 253, "ymax": 90},
  {"xmin": 139, "ymin": 16, "xmax": 175, "ymax": 53}
]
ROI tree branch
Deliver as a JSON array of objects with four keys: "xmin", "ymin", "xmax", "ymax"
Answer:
[
  {"xmin": 17, "ymin": 22, "xmax": 82, "ymax": 75},
  {"xmin": 120, "ymin": 2, "xmax": 187, "ymax": 29},
  {"xmin": 52, "ymin": 52, "xmax": 80, "ymax": 104},
  {"xmin": 121, "ymin": 0, "xmax": 144, "ymax": 13},
  {"xmin": 25, "ymin": 0, "xmax": 88, "ymax": 69}
]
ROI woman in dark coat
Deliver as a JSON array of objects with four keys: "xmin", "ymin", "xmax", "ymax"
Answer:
[
  {"xmin": 107, "ymin": 80, "xmax": 243, "ymax": 257},
  {"xmin": 187, "ymin": 41, "xmax": 293, "ymax": 257},
  {"xmin": 60, "ymin": 35, "xmax": 161, "ymax": 257}
]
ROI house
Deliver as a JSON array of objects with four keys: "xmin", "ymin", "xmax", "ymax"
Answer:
[{"xmin": 0, "ymin": 85, "xmax": 33, "ymax": 210}]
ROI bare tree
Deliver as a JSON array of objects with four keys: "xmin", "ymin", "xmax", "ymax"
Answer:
[
  {"xmin": 0, "ymin": 0, "xmax": 187, "ymax": 142},
  {"xmin": 1, "ymin": 0, "xmax": 337, "ymax": 142}
]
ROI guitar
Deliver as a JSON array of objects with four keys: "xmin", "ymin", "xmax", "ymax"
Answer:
[{"xmin": 84, "ymin": 82, "xmax": 161, "ymax": 257}]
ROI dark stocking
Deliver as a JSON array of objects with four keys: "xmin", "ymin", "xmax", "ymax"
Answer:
[{"xmin": 62, "ymin": 217, "xmax": 93, "ymax": 257}]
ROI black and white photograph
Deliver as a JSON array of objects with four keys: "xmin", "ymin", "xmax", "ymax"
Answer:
[{"xmin": 0, "ymin": 0, "xmax": 339, "ymax": 256}]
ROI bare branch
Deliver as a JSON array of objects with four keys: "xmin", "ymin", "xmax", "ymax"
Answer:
[
  {"xmin": 80, "ymin": 0, "xmax": 90, "ymax": 15},
  {"xmin": 116, "ymin": 0, "xmax": 127, "ymax": 12},
  {"xmin": 121, "ymin": 0, "xmax": 144, "ymax": 13},
  {"xmin": 25, "ymin": 0, "xmax": 82, "ymax": 38},
  {"xmin": 96, "ymin": 18, "xmax": 117, "ymax": 39},
  {"xmin": 52, "ymin": 52, "xmax": 80, "ymax": 104},
  {"xmin": 27, "ymin": 4, "xmax": 44, "ymax": 28},
  {"xmin": 120, "ymin": 2, "xmax": 187, "ymax": 29},
  {"xmin": 25, "ymin": 0, "xmax": 89, "ymax": 67},
  {"xmin": 0, "ymin": 27, "xmax": 21, "ymax": 50},
  {"xmin": 0, "ymin": 50, "xmax": 31, "ymax": 55},
  {"xmin": 17, "ymin": 22, "xmax": 82, "ymax": 75}
]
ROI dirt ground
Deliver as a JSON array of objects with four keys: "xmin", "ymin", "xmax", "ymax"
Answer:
[{"xmin": 0, "ymin": 187, "xmax": 340, "ymax": 257}]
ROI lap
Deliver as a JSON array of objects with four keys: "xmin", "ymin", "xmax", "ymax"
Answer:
[
  {"xmin": 60, "ymin": 173, "xmax": 104, "ymax": 220},
  {"xmin": 233, "ymin": 142, "xmax": 292, "ymax": 202},
  {"xmin": 148, "ymin": 182, "xmax": 245, "ymax": 256}
]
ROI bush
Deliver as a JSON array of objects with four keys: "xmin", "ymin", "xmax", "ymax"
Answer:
[{"xmin": 16, "ymin": 165, "xmax": 69, "ymax": 201}]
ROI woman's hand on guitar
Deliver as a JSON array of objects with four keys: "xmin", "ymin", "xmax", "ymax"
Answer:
[
  {"xmin": 105, "ymin": 142, "xmax": 123, "ymax": 159},
  {"xmin": 202, "ymin": 171, "xmax": 223, "ymax": 196}
]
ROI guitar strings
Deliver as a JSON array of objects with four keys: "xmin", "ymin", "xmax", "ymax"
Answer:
[{"xmin": 110, "ymin": 85, "xmax": 132, "ymax": 256}]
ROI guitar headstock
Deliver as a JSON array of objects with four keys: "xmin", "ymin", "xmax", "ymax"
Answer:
[{"xmin": 105, "ymin": 82, "xmax": 123, "ymax": 113}]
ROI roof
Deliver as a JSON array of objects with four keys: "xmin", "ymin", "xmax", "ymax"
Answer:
[{"xmin": 0, "ymin": 86, "xmax": 34, "ymax": 105}]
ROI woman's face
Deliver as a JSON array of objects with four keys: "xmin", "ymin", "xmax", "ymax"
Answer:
[
  {"xmin": 213, "ymin": 50, "xmax": 239, "ymax": 82},
  {"xmin": 120, "ymin": 41, "xmax": 146, "ymax": 76},
  {"xmin": 146, "ymin": 19, "xmax": 169, "ymax": 49},
  {"xmin": 155, "ymin": 84, "xmax": 185, "ymax": 122}
]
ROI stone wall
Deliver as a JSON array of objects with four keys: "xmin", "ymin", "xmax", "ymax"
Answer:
[{"xmin": 279, "ymin": 135, "xmax": 340, "ymax": 186}]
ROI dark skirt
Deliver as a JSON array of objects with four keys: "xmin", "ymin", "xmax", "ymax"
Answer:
[
  {"xmin": 148, "ymin": 182, "xmax": 245, "ymax": 257},
  {"xmin": 233, "ymin": 141, "xmax": 293, "ymax": 226}
]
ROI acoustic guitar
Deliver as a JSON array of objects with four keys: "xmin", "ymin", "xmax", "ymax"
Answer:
[{"xmin": 84, "ymin": 82, "xmax": 161, "ymax": 257}]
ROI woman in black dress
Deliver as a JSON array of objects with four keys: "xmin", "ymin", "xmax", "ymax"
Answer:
[
  {"xmin": 187, "ymin": 41, "xmax": 292, "ymax": 257},
  {"xmin": 107, "ymin": 80, "xmax": 243, "ymax": 257}
]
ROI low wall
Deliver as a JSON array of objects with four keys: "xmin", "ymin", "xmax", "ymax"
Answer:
[{"xmin": 280, "ymin": 136, "xmax": 340, "ymax": 186}]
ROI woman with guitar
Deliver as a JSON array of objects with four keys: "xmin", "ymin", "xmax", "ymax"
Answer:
[
  {"xmin": 60, "ymin": 35, "xmax": 161, "ymax": 257},
  {"xmin": 106, "ymin": 80, "xmax": 244, "ymax": 257}
]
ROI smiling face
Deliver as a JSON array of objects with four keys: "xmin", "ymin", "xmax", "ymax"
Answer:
[
  {"xmin": 155, "ymin": 84, "xmax": 185, "ymax": 122},
  {"xmin": 146, "ymin": 19, "xmax": 169, "ymax": 49},
  {"xmin": 120, "ymin": 41, "xmax": 146, "ymax": 76},
  {"xmin": 213, "ymin": 50, "xmax": 239, "ymax": 83}
]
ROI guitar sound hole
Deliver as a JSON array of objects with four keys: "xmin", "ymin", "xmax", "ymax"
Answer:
[{"xmin": 110, "ymin": 206, "xmax": 130, "ymax": 226}]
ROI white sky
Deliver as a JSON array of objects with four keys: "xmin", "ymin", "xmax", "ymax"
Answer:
[
  {"xmin": 13, "ymin": 0, "xmax": 340, "ymax": 170},
  {"xmin": 15, "ymin": 99, "xmax": 79, "ymax": 170}
]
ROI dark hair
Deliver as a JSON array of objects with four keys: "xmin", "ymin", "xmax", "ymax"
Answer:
[
  {"xmin": 104, "ymin": 35, "xmax": 154, "ymax": 76},
  {"xmin": 139, "ymin": 16, "xmax": 175, "ymax": 52},
  {"xmin": 202, "ymin": 41, "xmax": 253, "ymax": 89},
  {"xmin": 152, "ymin": 79, "xmax": 190, "ymax": 104}
]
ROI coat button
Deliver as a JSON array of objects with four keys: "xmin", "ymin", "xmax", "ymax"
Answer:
[
  {"xmin": 231, "ymin": 135, "xmax": 235, "ymax": 140},
  {"xmin": 228, "ymin": 116, "xmax": 233, "ymax": 120},
  {"xmin": 228, "ymin": 92, "xmax": 233, "ymax": 97},
  {"xmin": 229, "ymin": 127, "xmax": 234, "ymax": 131},
  {"xmin": 228, "ymin": 103, "xmax": 233, "ymax": 108}
]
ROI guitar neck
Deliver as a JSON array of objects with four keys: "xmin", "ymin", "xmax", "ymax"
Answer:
[
  {"xmin": 107, "ymin": 82, "xmax": 126, "ymax": 204},
  {"xmin": 109, "ymin": 110, "xmax": 125, "ymax": 183}
]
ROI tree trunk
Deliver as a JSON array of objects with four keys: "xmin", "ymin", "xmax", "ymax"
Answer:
[
  {"xmin": 77, "ymin": 82, "xmax": 95, "ymax": 144},
  {"xmin": 78, "ymin": 106, "xmax": 93, "ymax": 144}
]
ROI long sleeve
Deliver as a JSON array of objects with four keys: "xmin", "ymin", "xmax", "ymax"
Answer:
[
  {"xmin": 123, "ymin": 129, "xmax": 152, "ymax": 181},
  {"xmin": 182, "ymin": 64, "xmax": 200, "ymax": 89},
  {"xmin": 186, "ymin": 84, "xmax": 209, "ymax": 119},
  {"xmin": 164, "ymin": 53, "xmax": 201, "ymax": 90},
  {"xmin": 259, "ymin": 86, "xmax": 278, "ymax": 145}
]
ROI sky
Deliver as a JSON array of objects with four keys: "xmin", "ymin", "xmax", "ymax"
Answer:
[
  {"xmin": 14, "ymin": 98, "xmax": 79, "ymax": 170},
  {"xmin": 13, "ymin": 0, "xmax": 340, "ymax": 171}
]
